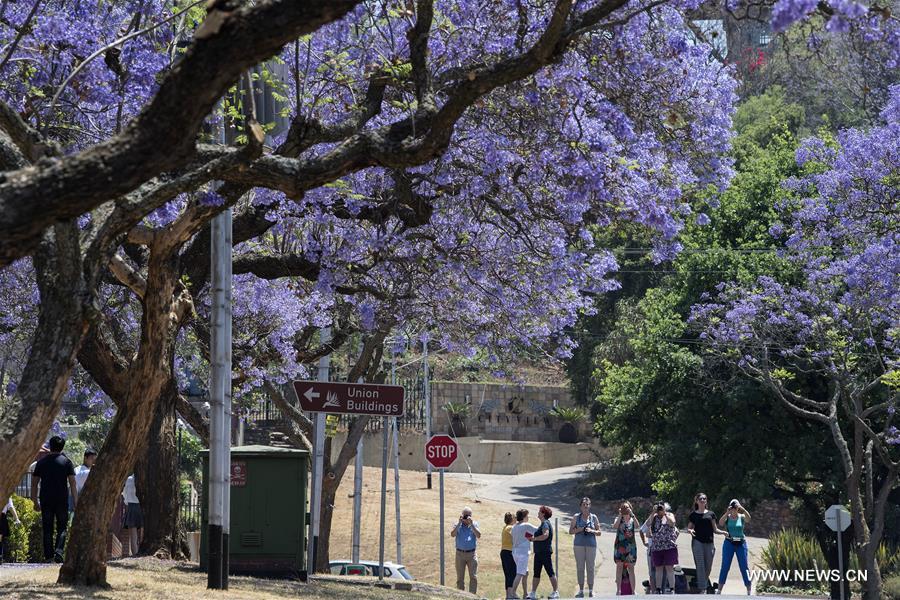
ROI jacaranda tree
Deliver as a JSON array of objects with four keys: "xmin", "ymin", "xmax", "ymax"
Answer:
[
  {"xmin": 0, "ymin": 0, "xmax": 896, "ymax": 588},
  {"xmin": 692, "ymin": 87, "xmax": 900, "ymax": 599}
]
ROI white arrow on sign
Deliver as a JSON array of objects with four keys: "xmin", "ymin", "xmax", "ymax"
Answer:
[
  {"xmin": 304, "ymin": 387, "xmax": 320, "ymax": 403},
  {"xmin": 824, "ymin": 504, "xmax": 851, "ymax": 532}
]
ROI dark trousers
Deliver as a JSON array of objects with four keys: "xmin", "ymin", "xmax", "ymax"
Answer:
[
  {"xmin": 500, "ymin": 549, "xmax": 516, "ymax": 589},
  {"xmin": 41, "ymin": 501, "xmax": 69, "ymax": 560}
]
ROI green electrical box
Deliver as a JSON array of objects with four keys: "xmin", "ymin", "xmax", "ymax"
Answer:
[{"xmin": 200, "ymin": 445, "xmax": 309, "ymax": 577}]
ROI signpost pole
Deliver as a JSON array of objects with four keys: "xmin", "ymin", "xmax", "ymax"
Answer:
[
  {"xmin": 425, "ymin": 435, "xmax": 457, "ymax": 589},
  {"xmin": 391, "ymin": 353, "xmax": 402, "ymax": 564},
  {"xmin": 836, "ymin": 510, "xmax": 845, "ymax": 600},
  {"xmin": 352, "ymin": 359, "xmax": 364, "ymax": 564},
  {"xmin": 555, "ymin": 517, "xmax": 559, "ymax": 576},
  {"xmin": 378, "ymin": 415, "xmax": 389, "ymax": 582},
  {"xmin": 439, "ymin": 467, "xmax": 445, "ymax": 586},
  {"xmin": 306, "ymin": 327, "xmax": 331, "ymax": 577},
  {"xmin": 352, "ymin": 436, "xmax": 363, "ymax": 563},
  {"xmin": 824, "ymin": 504, "xmax": 850, "ymax": 600},
  {"xmin": 424, "ymin": 337, "xmax": 432, "ymax": 490}
]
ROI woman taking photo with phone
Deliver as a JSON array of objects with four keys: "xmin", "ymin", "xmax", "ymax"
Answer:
[
  {"xmin": 569, "ymin": 497, "xmax": 601, "ymax": 597},
  {"xmin": 689, "ymin": 492, "xmax": 725, "ymax": 593},
  {"xmin": 643, "ymin": 501, "xmax": 679, "ymax": 595},
  {"xmin": 717, "ymin": 499, "xmax": 752, "ymax": 595},
  {"xmin": 612, "ymin": 501, "xmax": 638, "ymax": 596}
]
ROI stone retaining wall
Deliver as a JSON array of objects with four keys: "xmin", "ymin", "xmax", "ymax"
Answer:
[
  {"xmin": 431, "ymin": 380, "xmax": 592, "ymax": 443},
  {"xmin": 331, "ymin": 431, "xmax": 613, "ymax": 475}
]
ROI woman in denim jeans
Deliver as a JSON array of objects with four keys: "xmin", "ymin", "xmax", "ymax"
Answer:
[{"xmin": 717, "ymin": 499, "xmax": 752, "ymax": 595}]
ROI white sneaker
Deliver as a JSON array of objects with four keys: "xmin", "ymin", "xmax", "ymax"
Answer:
[
  {"xmin": 549, "ymin": 593, "xmax": 560, "ymax": 600},
  {"xmin": 526, "ymin": 594, "xmax": 536, "ymax": 600}
]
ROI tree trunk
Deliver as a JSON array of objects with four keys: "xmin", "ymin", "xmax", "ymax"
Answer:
[
  {"xmin": 135, "ymin": 383, "xmax": 184, "ymax": 559},
  {"xmin": 859, "ymin": 543, "xmax": 883, "ymax": 600},
  {"xmin": 0, "ymin": 224, "xmax": 89, "ymax": 508},
  {"xmin": 59, "ymin": 254, "xmax": 182, "ymax": 586},
  {"xmin": 315, "ymin": 474, "xmax": 340, "ymax": 573}
]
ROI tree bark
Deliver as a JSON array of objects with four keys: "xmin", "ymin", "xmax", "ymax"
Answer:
[
  {"xmin": 0, "ymin": 0, "xmax": 364, "ymax": 266},
  {"xmin": 0, "ymin": 223, "xmax": 89, "ymax": 511},
  {"xmin": 135, "ymin": 383, "xmax": 184, "ymax": 559},
  {"xmin": 59, "ymin": 252, "xmax": 185, "ymax": 585}
]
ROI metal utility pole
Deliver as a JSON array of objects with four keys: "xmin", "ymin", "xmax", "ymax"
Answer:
[
  {"xmin": 305, "ymin": 327, "xmax": 330, "ymax": 578},
  {"xmin": 391, "ymin": 353, "xmax": 402, "ymax": 564},
  {"xmin": 378, "ymin": 414, "xmax": 389, "ymax": 581},
  {"xmin": 207, "ymin": 207, "xmax": 232, "ymax": 589}
]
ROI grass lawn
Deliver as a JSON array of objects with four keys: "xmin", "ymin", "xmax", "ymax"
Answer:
[{"xmin": 0, "ymin": 558, "xmax": 471, "ymax": 599}]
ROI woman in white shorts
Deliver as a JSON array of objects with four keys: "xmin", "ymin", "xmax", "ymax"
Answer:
[{"xmin": 510, "ymin": 508, "xmax": 537, "ymax": 599}]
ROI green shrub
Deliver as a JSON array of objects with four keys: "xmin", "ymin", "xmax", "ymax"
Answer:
[
  {"xmin": 62, "ymin": 437, "xmax": 86, "ymax": 466},
  {"xmin": 759, "ymin": 528, "xmax": 828, "ymax": 593},
  {"xmin": 78, "ymin": 414, "xmax": 112, "ymax": 451},
  {"xmin": 551, "ymin": 406, "xmax": 587, "ymax": 422},
  {"xmin": 178, "ymin": 427, "xmax": 203, "ymax": 487},
  {"xmin": 442, "ymin": 401, "xmax": 471, "ymax": 418},
  {"xmin": 884, "ymin": 574, "xmax": 900, "ymax": 600},
  {"xmin": 574, "ymin": 459, "xmax": 654, "ymax": 501},
  {"xmin": 5, "ymin": 495, "xmax": 41, "ymax": 563},
  {"xmin": 849, "ymin": 542, "xmax": 900, "ymax": 577}
]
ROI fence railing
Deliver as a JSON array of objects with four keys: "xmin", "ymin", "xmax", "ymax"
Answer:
[{"xmin": 179, "ymin": 487, "xmax": 202, "ymax": 532}]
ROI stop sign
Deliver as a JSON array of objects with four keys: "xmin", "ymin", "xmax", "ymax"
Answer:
[{"xmin": 425, "ymin": 434, "xmax": 458, "ymax": 469}]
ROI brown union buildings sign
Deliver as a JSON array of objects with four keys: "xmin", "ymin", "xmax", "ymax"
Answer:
[{"xmin": 292, "ymin": 380, "xmax": 405, "ymax": 416}]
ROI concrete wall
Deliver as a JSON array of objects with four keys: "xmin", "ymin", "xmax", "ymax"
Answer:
[
  {"xmin": 331, "ymin": 431, "xmax": 613, "ymax": 475},
  {"xmin": 431, "ymin": 381, "xmax": 592, "ymax": 443}
]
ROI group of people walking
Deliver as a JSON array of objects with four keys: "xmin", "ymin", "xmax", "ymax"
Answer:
[
  {"xmin": 0, "ymin": 435, "xmax": 144, "ymax": 563},
  {"xmin": 452, "ymin": 494, "xmax": 753, "ymax": 599}
]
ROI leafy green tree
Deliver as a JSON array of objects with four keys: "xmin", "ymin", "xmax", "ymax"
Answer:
[
  {"xmin": 77, "ymin": 414, "xmax": 112, "ymax": 453},
  {"xmin": 590, "ymin": 90, "xmax": 848, "ymax": 548}
]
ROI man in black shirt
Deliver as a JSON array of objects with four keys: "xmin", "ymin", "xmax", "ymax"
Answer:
[{"xmin": 31, "ymin": 436, "xmax": 77, "ymax": 562}]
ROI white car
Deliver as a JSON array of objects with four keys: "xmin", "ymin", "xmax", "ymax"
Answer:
[{"xmin": 329, "ymin": 559, "xmax": 414, "ymax": 580}]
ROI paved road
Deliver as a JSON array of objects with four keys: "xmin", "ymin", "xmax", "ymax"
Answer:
[
  {"xmin": 448, "ymin": 463, "xmax": 592, "ymax": 520},
  {"xmin": 447, "ymin": 465, "xmax": 771, "ymax": 596}
]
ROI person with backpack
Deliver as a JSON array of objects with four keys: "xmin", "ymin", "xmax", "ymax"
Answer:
[
  {"xmin": 612, "ymin": 501, "xmax": 638, "ymax": 596},
  {"xmin": 527, "ymin": 506, "xmax": 559, "ymax": 600},
  {"xmin": 717, "ymin": 499, "xmax": 752, "ymax": 595},
  {"xmin": 569, "ymin": 496, "xmax": 601, "ymax": 598}
]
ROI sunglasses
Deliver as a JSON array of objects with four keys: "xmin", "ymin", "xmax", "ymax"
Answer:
[{"xmin": 698, "ymin": 497, "xmax": 707, "ymax": 501}]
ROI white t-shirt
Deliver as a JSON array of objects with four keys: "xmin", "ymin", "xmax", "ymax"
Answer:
[
  {"xmin": 511, "ymin": 522, "xmax": 538, "ymax": 551},
  {"xmin": 2, "ymin": 498, "xmax": 12, "ymax": 514},
  {"xmin": 122, "ymin": 475, "xmax": 139, "ymax": 504},
  {"xmin": 74, "ymin": 465, "xmax": 91, "ymax": 493}
]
